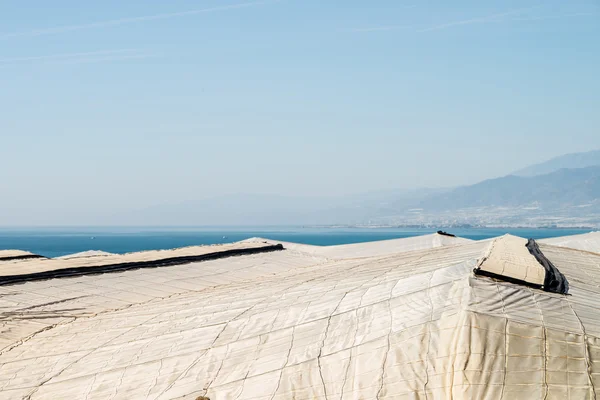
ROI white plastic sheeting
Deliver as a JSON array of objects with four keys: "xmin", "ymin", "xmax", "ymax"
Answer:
[
  {"xmin": 476, "ymin": 234, "xmax": 546, "ymax": 286},
  {"xmin": 0, "ymin": 250, "xmax": 36, "ymax": 259},
  {"xmin": 540, "ymin": 231, "xmax": 600, "ymax": 254},
  {"xmin": 0, "ymin": 237, "xmax": 599, "ymax": 399},
  {"xmin": 0, "ymin": 241, "xmax": 275, "ymax": 278},
  {"xmin": 57, "ymin": 250, "xmax": 117, "ymax": 259},
  {"xmin": 245, "ymin": 232, "xmax": 471, "ymax": 260},
  {"xmin": 0, "ymin": 250, "xmax": 41, "ymax": 264}
]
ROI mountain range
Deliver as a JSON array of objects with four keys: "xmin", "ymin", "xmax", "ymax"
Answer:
[
  {"xmin": 513, "ymin": 150, "xmax": 600, "ymax": 177},
  {"xmin": 414, "ymin": 166, "xmax": 600, "ymax": 211},
  {"xmin": 369, "ymin": 150, "xmax": 600, "ymax": 227},
  {"xmin": 115, "ymin": 149, "xmax": 600, "ymax": 228}
]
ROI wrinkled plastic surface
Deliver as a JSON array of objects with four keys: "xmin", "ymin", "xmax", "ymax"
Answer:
[{"xmin": 0, "ymin": 236, "xmax": 598, "ymax": 399}]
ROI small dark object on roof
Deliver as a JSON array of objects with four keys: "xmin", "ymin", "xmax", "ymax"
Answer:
[
  {"xmin": 437, "ymin": 231, "xmax": 456, "ymax": 237},
  {"xmin": 196, "ymin": 397, "xmax": 210, "ymax": 400}
]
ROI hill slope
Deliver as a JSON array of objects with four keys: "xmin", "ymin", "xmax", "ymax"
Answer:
[
  {"xmin": 414, "ymin": 166, "xmax": 600, "ymax": 212},
  {"xmin": 513, "ymin": 150, "xmax": 600, "ymax": 177}
]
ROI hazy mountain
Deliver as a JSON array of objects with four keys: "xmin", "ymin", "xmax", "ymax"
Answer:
[
  {"xmin": 412, "ymin": 166, "xmax": 600, "ymax": 212},
  {"xmin": 110, "ymin": 189, "xmax": 445, "ymax": 226},
  {"xmin": 108, "ymin": 155, "xmax": 600, "ymax": 227},
  {"xmin": 513, "ymin": 150, "xmax": 600, "ymax": 177}
]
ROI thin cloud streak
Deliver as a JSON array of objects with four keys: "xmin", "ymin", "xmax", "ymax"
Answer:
[
  {"xmin": 0, "ymin": 49, "xmax": 140, "ymax": 64},
  {"xmin": 417, "ymin": 7, "xmax": 540, "ymax": 33},
  {"xmin": 0, "ymin": 49, "xmax": 157, "ymax": 67},
  {"xmin": 58, "ymin": 54, "xmax": 160, "ymax": 65},
  {"xmin": 352, "ymin": 8, "xmax": 597, "ymax": 34},
  {"xmin": 509, "ymin": 12, "xmax": 597, "ymax": 21},
  {"xmin": 0, "ymin": 1, "xmax": 274, "ymax": 40},
  {"xmin": 350, "ymin": 25, "xmax": 415, "ymax": 33}
]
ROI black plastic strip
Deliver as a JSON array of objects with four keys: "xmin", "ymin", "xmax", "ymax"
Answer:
[
  {"xmin": 526, "ymin": 239, "xmax": 569, "ymax": 294},
  {"xmin": 437, "ymin": 231, "xmax": 456, "ymax": 237},
  {"xmin": 0, "ymin": 254, "xmax": 46, "ymax": 262},
  {"xmin": 473, "ymin": 268, "xmax": 544, "ymax": 290},
  {"xmin": 0, "ymin": 244, "xmax": 284, "ymax": 286}
]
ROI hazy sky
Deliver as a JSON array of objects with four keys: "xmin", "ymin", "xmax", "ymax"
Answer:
[{"xmin": 1, "ymin": 0, "xmax": 599, "ymax": 224}]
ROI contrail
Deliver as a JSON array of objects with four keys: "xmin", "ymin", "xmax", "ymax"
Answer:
[
  {"xmin": 350, "ymin": 25, "xmax": 416, "ymax": 33},
  {"xmin": 57, "ymin": 53, "xmax": 159, "ymax": 65},
  {"xmin": 0, "ymin": 49, "xmax": 157, "ymax": 66},
  {"xmin": 417, "ymin": 6, "xmax": 541, "ymax": 33},
  {"xmin": 509, "ymin": 12, "xmax": 597, "ymax": 22},
  {"xmin": 0, "ymin": 1, "xmax": 274, "ymax": 40},
  {"xmin": 352, "ymin": 9, "xmax": 596, "ymax": 34},
  {"xmin": 0, "ymin": 49, "xmax": 140, "ymax": 64}
]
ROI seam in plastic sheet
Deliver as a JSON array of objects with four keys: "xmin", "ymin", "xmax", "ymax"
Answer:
[
  {"xmin": 528, "ymin": 287, "xmax": 549, "ymax": 399},
  {"xmin": 566, "ymin": 297, "xmax": 597, "ymax": 399}
]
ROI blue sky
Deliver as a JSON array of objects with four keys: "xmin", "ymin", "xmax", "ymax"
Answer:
[{"xmin": 1, "ymin": 0, "xmax": 599, "ymax": 223}]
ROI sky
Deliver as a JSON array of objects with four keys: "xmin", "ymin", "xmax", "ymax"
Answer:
[{"xmin": 1, "ymin": 0, "xmax": 599, "ymax": 225}]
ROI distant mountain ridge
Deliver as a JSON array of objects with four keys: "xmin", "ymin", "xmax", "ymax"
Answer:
[
  {"xmin": 513, "ymin": 150, "xmax": 600, "ymax": 177},
  {"xmin": 111, "ymin": 150, "xmax": 600, "ymax": 227},
  {"xmin": 411, "ymin": 166, "xmax": 600, "ymax": 212}
]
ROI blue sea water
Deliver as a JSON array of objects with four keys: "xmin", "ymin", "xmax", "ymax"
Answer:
[{"xmin": 0, "ymin": 227, "xmax": 594, "ymax": 258}]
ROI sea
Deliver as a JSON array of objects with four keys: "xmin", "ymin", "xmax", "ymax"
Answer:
[{"xmin": 0, "ymin": 227, "xmax": 594, "ymax": 258}]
